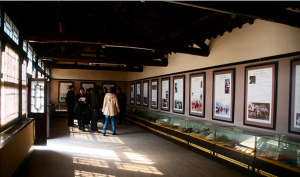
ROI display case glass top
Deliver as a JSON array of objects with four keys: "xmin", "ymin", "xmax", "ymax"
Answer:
[{"xmin": 256, "ymin": 135, "xmax": 300, "ymax": 172}]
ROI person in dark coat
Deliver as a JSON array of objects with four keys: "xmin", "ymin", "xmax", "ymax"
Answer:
[
  {"xmin": 66, "ymin": 84, "xmax": 76, "ymax": 126},
  {"xmin": 99, "ymin": 87, "xmax": 107, "ymax": 123},
  {"xmin": 85, "ymin": 88, "xmax": 91, "ymax": 125},
  {"xmin": 75, "ymin": 87, "xmax": 87, "ymax": 131},
  {"xmin": 116, "ymin": 87, "xmax": 127, "ymax": 125},
  {"xmin": 90, "ymin": 85, "xmax": 101, "ymax": 132}
]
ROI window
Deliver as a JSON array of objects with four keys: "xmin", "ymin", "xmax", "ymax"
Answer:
[
  {"xmin": 22, "ymin": 59, "xmax": 27, "ymax": 118},
  {"xmin": 1, "ymin": 46, "xmax": 19, "ymax": 129},
  {"xmin": 38, "ymin": 59, "xmax": 42, "ymax": 67},
  {"xmin": 23, "ymin": 40, "xmax": 27, "ymax": 52},
  {"xmin": 27, "ymin": 44, "xmax": 33, "ymax": 74},
  {"xmin": 38, "ymin": 71, "xmax": 43, "ymax": 78},
  {"xmin": 4, "ymin": 13, "xmax": 19, "ymax": 45},
  {"xmin": 41, "ymin": 61, "xmax": 45, "ymax": 71},
  {"xmin": 32, "ymin": 67, "xmax": 36, "ymax": 78}
]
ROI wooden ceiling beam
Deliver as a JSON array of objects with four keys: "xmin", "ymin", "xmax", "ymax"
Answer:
[
  {"xmin": 168, "ymin": 1, "xmax": 300, "ymax": 28},
  {"xmin": 46, "ymin": 63, "xmax": 143, "ymax": 72},
  {"xmin": 24, "ymin": 33, "xmax": 209, "ymax": 56},
  {"xmin": 39, "ymin": 53, "xmax": 169, "ymax": 67}
]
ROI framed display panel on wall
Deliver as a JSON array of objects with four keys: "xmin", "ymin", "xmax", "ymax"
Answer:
[
  {"xmin": 136, "ymin": 82, "xmax": 141, "ymax": 106},
  {"xmin": 173, "ymin": 75, "xmax": 185, "ymax": 114},
  {"xmin": 289, "ymin": 59, "xmax": 300, "ymax": 134},
  {"xmin": 244, "ymin": 62, "xmax": 277, "ymax": 130},
  {"xmin": 161, "ymin": 77, "xmax": 170, "ymax": 111},
  {"xmin": 143, "ymin": 80, "xmax": 149, "ymax": 107},
  {"xmin": 81, "ymin": 82, "xmax": 95, "ymax": 94},
  {"xmin": 189, "ymin": 72, "xmax": 206, "ymax": 117},
  {"xmin": 212, "ymin": 69, "xmax": 235, "ymax": 123},
  {"xmin": 151, "ymin": 79, "xmax": 158, "ymax": 109},
  {"xmin": 58, "ymin": 81, "xmax": 74, "ymax": 103},
  {"xmin": 130, "ymin": 83, "xmax": 135, "ymax": 105},
  {"xmin": 102, "ymin": 83, "xmax": 116, "ymax": 93}
]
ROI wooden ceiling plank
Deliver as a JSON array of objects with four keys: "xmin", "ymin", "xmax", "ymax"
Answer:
[
  {"xmin": 39, "ymin": 53, "xmax": 168, "ymax": 67},
  {"xmin": 23, "ymin": 34, "xmax": 209, "ymax": 57},
  {"xmin": 46, "ymin": 63, "xmax": 143, "ymax": 72},
  {"xmin": 167, "ymin": 1, "xmax": 300, "ymax": 28}
]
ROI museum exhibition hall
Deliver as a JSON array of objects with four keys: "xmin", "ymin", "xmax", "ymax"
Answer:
[{"xmin": 0, "ymin": 1, "xmax": 300, "ymax": 177}]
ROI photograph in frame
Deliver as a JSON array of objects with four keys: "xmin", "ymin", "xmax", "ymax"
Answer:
[
  {"xmin": 143, "ymin": 80, "xmax": 149, "ymax": 107},
  {"xmin": 173, "ymin": 75, "xmax": 185, "ymax": 114},
  {"xmin": 212, "ymin": 69, "xmax": 235, "ymax": 123},
  {"xmin": 289, "ymin": 59, "xmax": 300, "ymax": 134},
  {"xmin": 81, "ymin": 82, "xmax": 95, "ymax": 94},
  {"xmin": 151, "ymin": 79, "xmax": 158, "ymax": 109},
  {"xmin": 189, "ymin": 72, "xmax": 205, "ymax": 117},
  {"xmin": 244, "ymin": 63, "xmax": 277, "ymax": 130},
  {"xmin": 58, "ymin": 81, "xmax": 74, "ymax": 103},
  {"xmin": 130, "ymin": 83, "xmax": 135, "ymax": 105},
  {"xmin": 136, "ymin": 82, "xmax": 141, "ymax": 106},
  {"xmin": 161, "ymin": 77, "xmax": 170, "ymax": 111},
  {"xmin": 102, "ymin": 83, "xmax": 116, "ymax": 93}
]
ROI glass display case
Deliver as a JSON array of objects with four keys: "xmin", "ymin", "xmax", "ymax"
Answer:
[
  {"xmin": 169, "ymin": 116, "xmax": 191, "ymax": 135},
  {"xmin": 188, "ymin": 120, "xmax": 216, "ymax": 143},
  {"xmin": 155, "ymin": 113, "xmax": 171, "ymax": 129},
  {"xmin": 215, "ymin": 127, "xmax": 268, "ymax": 157},
  {"xmin": 143, "ymin": 110, "xmax": 158, "ymax": 125},
  {"xmin": 256, "ymin": 135, "xmax": 300, "ymax": 173}
]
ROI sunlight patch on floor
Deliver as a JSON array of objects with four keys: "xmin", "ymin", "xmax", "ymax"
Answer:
[
  {"xmin": 73, "ymin": 157, "xmax": 109, "ymax": 168},
  {"xmin": 124, "ymin": 152, "xmax": 155, "ymax": 165},
  {"xmin": 74, "ymin": 170, "xmax": 115, "ymax": 177},
  {"xmin": 114, "ymin": 162, "xmax": 163, "ymax": 175}
]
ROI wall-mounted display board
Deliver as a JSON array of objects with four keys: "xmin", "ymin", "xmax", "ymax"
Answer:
[
  {"xmin": 58, "ymin": 81, "xmax": 74, "ymax": 103},
  {"xmin": 244, "ymin": 63, "xmax": 277, "ymax": 130},
  {"xmin": 151, "ymin": 79, "xmax": 158, "ymax": 109},
  {"xmin": 213, "ymin": 69, "xmax": 235, "ymax": 123},
  {"xmin": 81, "ymin": 82, "xmax": 95, "ymax": 94},
  {"xmin": 289, "ymin": 59, "xmax": 300, "ymax": 134},
  {"xmin": 173, "ymin": 75, "xmax": 185, "ymax": 114},
  {"xmin": 161, "ymin": 77, "xmax": 170, "ymax": 111},
  {"xmin": 130, "ymin": 83, "xmax": 135, "ymax": 105},
  {"xmin": 189, "ymin": 72, "xmax": 206, "ymax": 117},
  {"xmin": 143, "ymin": 80, "xmax": 149, "ymax": 107},
  {"xmin": 136, "ymin": 82, "xmax": 141, "ymax": 106}
]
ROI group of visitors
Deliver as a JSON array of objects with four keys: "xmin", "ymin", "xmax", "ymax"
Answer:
[{"xmin": 66, "ymin": 85, "xmax": 127, "ymax": 136}]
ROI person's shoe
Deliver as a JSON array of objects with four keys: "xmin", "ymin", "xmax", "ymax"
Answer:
[
  {"xmin": 112, "ymin": 132, "xmax": 117, "ymax": 135},
  {"xmin": 103, "ymin": 133, "xmax": 106, "ymax": 136},
  {"xmin": 94, "ymin": 130, "xmax": 100, "ymax": 133}
]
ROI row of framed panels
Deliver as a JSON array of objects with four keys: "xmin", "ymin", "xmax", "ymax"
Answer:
[
  {"xmin": 58, "ymin": 82, "xmax": 116, "ymax": 103},
  {"xmin": 130, "ymin": 60, "xmax": 300, "ymax": 135}
]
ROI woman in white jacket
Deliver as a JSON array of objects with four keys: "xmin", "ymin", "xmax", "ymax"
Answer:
[{"xmin": 102, "ymin": 87, "xmax": 120, "ymax": 136}]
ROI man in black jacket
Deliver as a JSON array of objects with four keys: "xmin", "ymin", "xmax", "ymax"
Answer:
[
  {"xmin": 117, "ymin": 87, "xmax": 127, "ymax": 125},
  {"xmin": 66, "ymin": 85, "xmax": 76, "ymax": 126},
  {"xmin": 90, "ymin": 85, "xmax": 102, "ymax": 132}
]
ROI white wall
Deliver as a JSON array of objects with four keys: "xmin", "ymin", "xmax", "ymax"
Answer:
[
  {"xmin": 127, "ymin": 19, "xmax": 300, "ymax": 80},
  {"xmin": 51, "ymin": 69, "xmax": 128, "ymax": 81}
]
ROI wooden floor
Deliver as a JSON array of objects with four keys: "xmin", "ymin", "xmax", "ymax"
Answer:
[{"xmin": 15, "ymin": 117, "xmax": 247, "ymax": 177}]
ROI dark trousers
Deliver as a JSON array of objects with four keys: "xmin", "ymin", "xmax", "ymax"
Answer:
[
  {"xmin": 67, "ymin": 106, "xmax": 74, "ymax": 126},
  {"xmin": 77, "ymin": 111, "xmax": 85, "ymax": 130},
  {"xmin": 118, "ymin": 110, "xmax": 126, "ymax": 124},
  {"xmin": 91, "ymin": 108, "xmax": 99, "ymax": 131}
]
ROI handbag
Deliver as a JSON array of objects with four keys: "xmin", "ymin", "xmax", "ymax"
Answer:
[{"xmin": 73, "ymin": 103, "xmax": 80, "ymax": 114}]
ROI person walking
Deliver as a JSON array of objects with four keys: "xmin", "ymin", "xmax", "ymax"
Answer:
[
  {"xmin": 116, "ymin": 87, "xmax": 127, "ymax": 125},
  {"xmin": 90, "ymin": 85, "xmax": 101, "ymax": 133},
  {"xmin": 102, "ymin": 87, "xmax": 120, "ymax": 136},
  {"xmin": 75, "ymin": 87, "xmax": 88, "ymax": 131},
  {"xmin": 66, "ymin": 84, "xmax": 76, "ymax": 126}
]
